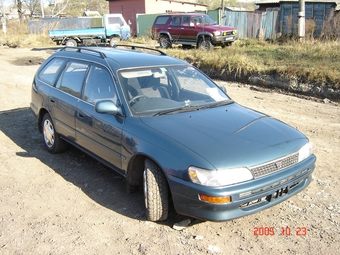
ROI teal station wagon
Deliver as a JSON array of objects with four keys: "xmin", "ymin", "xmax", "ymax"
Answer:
[{"xmin": 30, "ymin": 46, "xmax": 316, "ymax": 222}]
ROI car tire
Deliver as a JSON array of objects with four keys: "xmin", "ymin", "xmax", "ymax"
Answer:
[
  {"xmin": 42, "ymin": 113, "xmax": 68, "ymax": 154},
  {"xmin": 109, "ymin": 36, "xmax": 121, "ymax": 47},
  {"xmin": 143, "ymin": 158, "xmax": 169, "ymax": 221},
  {"xmin": 159, "ymin": 35, "xmax": 172, "ymax": 49},
  {"xmin": 65, "ymin": 39, "xmax": 77, "ymax": 47},
  {"xmin": 198, "ymin": 37, "xmax": 213, "ymax": 50}
]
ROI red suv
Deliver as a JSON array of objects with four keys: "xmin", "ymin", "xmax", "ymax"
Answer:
[{"xmin": 151, "ymin": 13, "xmax": 237, "ymax": 50}]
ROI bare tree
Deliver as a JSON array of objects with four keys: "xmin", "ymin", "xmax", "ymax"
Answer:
[
  {"xmin": 47, "ymin": 0, "xmax": 70, "ymax": 17},
  {"xmin": 45, "ymin": 0, "xmax": 108, "ymax": 17},
  {"xmin": 24, "ymin": 0, "xmax": 39, "ymax": 17},
  {"xmin": 16, "ymin": 0, "xmax": 24, "ymax": 20}
]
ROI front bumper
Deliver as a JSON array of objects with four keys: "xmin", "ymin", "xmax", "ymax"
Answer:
[
  {"xmin": 167, "ymin": 155, "xmax": 316, "ymax": 221},
  {"xmin": 212, "ymin": 35, "xmax": 236, "ymax": 44}
]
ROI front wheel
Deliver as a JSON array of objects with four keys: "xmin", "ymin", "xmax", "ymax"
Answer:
[
  {"xmin": 109, "ymin": 36, "xmax": 121, "ymax": 47},
  {"xmin": 143, "ymin": 159, "xmax": 169, "ymax": 221},
  {"xmin": 42, "ymin": 113, "xmax": 68, "ymax": 154},
  {"xmin": 198, "ymin": 37, "xmax": 213, "ymax": 50}
]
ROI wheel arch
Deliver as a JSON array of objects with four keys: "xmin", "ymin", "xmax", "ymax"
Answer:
[
  {"xmin": 158, "ymin": 31, "xmax": 173, "ymax": 41},
  {"xmin": 61, "ymin": 36, "xmax": 81, "ymax": 45},
  {"xmin": 38, "ymin": 108, "xmax": 49, "ymax": 133},
  {"xmin": 125, "ymin": 153, "xmax": 172, "ymax": 195},
  {"xmin": 196, "ymin": 32, "xmax": 213, "ymax": 44}
]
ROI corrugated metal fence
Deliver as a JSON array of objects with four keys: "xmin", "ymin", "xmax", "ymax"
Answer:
[{"xmin": 222, "ymin": 10, "xmax": 280, "ymax": 39}]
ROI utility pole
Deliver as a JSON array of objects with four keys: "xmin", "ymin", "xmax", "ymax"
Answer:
[{"xmin": 298, "ymin": 0, "xmax": 305, "ymax": 41}]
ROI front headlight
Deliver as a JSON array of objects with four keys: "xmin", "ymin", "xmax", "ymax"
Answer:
[
  {"xmin": 298, "ymin": 142, "xmax": 313, "ymax": 162},
  {"xmin": 213, "ymin": 31, "xmax": 221, "ymax": 36},
  {"xmin": 188, "ymin": 166, "xmax": 253, "ymax": 187}
]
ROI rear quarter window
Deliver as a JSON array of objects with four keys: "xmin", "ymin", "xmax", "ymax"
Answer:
[
  {"xmin": 38, "ymin": 58, "xmax": 66, "ymax": 85},
  {"xmin": 154, "ymin": 16, "xmax": 169, "ymax": 25}
]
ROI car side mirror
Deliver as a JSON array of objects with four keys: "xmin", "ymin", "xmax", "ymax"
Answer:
[{"xmin": 95, "ymin": 100, "xmax": 123, "ymax": 116}]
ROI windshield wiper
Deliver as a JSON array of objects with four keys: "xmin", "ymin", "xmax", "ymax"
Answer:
[
  {"xmin": 200, "ymin": 100, "xmax": 234, "ymax": 109},
  {"xmin": 153, "ymin": 105, "xmax": 202, "ymax": 116},
  {"xmin": 154, "ymin": 100, "xmax": 233, "ymax": 116}
]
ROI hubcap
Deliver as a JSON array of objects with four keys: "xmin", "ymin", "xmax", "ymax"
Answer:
[
  {"xmin": 160, "ymin": 38, "xmax": 168, "ymax": 48},
  {"xmin": 66, "ymin": 41, "xmax": 76, "ymax": 47},
  {"xmin": 43, "ymin": 119, "xmax": 55, "ymax": 148}
]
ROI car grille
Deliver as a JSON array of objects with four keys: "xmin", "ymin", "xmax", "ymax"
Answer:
[
  {"xmin": 222, "ymin": 31, "xmax": 234, "ymax": 36},
  {"xmin": 249, "ymin": 152, "xmax": 299, "ymax": 179}
]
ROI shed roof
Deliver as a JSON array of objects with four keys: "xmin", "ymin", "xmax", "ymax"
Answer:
[
  {"xmin": 255, "ymin": 0, "xmax": 338, "ymax": 3},
  {"xmin": 82, "ymin": 11, "xmax": 101, "ymax": 17},
  {"xmin": 255, "ymin": 0, "xmax": 340, "ymax": 10}
]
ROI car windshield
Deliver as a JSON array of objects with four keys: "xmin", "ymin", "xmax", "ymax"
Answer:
[
  {"xmin": 193, "ymin": 15, "xmax": 216, "ymax": 25},
  {"xmin": 118, "ymin": 65, "xmax": 232, "ymax": 116}
]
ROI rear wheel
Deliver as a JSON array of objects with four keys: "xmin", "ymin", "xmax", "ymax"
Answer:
[
  {"xmin": 42, "ymin": 113, "xmax": 68, "ymax": 154},
  {"xmin": 159, "ymin": 35, "xmax": 172, "ymax": 49},
  {"xmin": 198, "ymin": 37, "xmax": 213, "ymax": 50},
  {"xmin": 143, "ymin": 159, "xmax": 169, "ymax": 221},
  {"xmin": 109, "ymin": 36, "xmax": 121, "ymax": 47},
  {"xmin": 65, "ymin": 39, "xmax": 77, "ymax": 47}
]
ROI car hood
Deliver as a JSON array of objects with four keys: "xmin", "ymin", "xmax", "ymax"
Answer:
[
  {"xmin": 200, "ymin": 24, "xmax": 236, "ymax": 31},
  {"xmin": 140, "ymin": 103, "xmax": 306, "ymax": 169}
]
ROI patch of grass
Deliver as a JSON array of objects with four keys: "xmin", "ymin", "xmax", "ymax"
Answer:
[
  {"xmin": 0, "ymin": 20, "xmax": 53, "ymax": 48},
  {"xmin": 160, "ymin": 39, "xmax": 340, "ymax": 90}
]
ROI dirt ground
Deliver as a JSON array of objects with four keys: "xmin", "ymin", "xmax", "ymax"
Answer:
[{"xmin": 0, "ymin": 47, "xmax": 339, "ymax": 255}]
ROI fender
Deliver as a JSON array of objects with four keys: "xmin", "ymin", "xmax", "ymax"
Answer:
[
  {"xmin": 196, "ymin": 31, "xmax": 214, "ymax": 42},
  {"xmin": 158, "ymin": 30, "xmax": 174, "ymax": 41},
  {"xmin": 61, "ymin": 36, "xmax": 81, "ymax": 44}
]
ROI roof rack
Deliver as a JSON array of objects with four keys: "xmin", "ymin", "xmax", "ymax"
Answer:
[
  {"xmin": 112, "ymin": 44, "xmax": 167, "ymax": 56},
  {"xmin": 60, "ymin": 46, "xmax": 107, "ymax": 59}
]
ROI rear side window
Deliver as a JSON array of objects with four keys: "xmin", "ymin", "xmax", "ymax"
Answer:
[
  {"xmin": 170, "ymin": 16, "xmax": 181, "ymax": 26},
  {"xmin": 38, "ymin": 58, "xmax": 66, "ymax": 85},
  {"xmin": 154, "ymin": 16, "xmax": 169, "ymax": 25},
  {"xmin": 56, "ymin": 61, "xmax": 89, "ymax": 98}
]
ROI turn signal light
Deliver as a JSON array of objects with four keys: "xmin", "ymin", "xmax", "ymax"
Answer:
[{"xmin": 199, "ymin": 194, "xmax": 231, "ymax": 204}]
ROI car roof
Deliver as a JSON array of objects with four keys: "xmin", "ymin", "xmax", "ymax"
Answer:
[
  {"xmin": 53, "ymin": 46, "xmax": 187, "ymax": 69},
  {"xmin": 159, "ymin": 13, "xmax": 207, "ymax": 17}
]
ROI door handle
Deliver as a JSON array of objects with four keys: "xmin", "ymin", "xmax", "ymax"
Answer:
[{"xmin": 78, "ymin": 112, "xmax": 85, "ymax": 118}]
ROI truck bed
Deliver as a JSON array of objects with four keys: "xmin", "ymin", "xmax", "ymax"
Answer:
[{"xmin": 48, "ymin": 27, "xmax": 106, "ymax": 39}]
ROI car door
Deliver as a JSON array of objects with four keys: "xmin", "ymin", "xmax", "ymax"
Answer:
[
  {"xmin": 48, "ymin": 60, "xmax": 88, "ymax": 142},
  {"xmin": 179, "ymin": 15, "xmax": 197, "ymax": 42},
  {"xmin": 76, "ymin": 65, "xmax": 124, "ymax": 171},
  {"xmin": 168, "ymin": 16, "xmax": 183, "ymax": 42}
]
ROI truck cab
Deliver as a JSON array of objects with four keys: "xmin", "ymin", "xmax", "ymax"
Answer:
[{"xmin": 104, "ymin": 14, "xmax": 131, "ymax": 46}]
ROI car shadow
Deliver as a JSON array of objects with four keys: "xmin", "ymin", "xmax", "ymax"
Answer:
[{"xmin": 0, "ymin": 107, "xmax": 200, "ymax": 227}]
